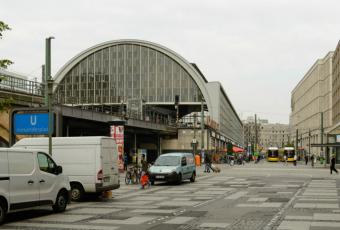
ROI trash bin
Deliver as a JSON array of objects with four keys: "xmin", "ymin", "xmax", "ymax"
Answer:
[{"xmin": 195, "ymin": 155, "xmax": 201, "ymax": 166}]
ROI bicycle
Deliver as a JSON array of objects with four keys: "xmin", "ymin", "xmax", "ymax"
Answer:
[{"xmin": 125, "ymin": 165, "xmax": 141, "ymax": 185}]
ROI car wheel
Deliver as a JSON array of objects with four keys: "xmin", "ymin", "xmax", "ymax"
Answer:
[
  {"xmin": 177, "ymin": 173, "xmax": 182, "ymax": 185},
  {"xmin": 190, "ymin": 172, "xmax": 196, "ymax": 182},
  {"xmin": 53, "ymin": 191, "xmax": 68, "ymax": 213},
  {"xmin": 0, "ymin": 201, "xmax": 6, "ymax": 225},
  {"xmin": 71, "ymin": 184, "xmax": 84, "ymax": 202}
]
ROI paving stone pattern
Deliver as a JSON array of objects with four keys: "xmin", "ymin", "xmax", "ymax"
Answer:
[{"xmin": 3, "ymin": 162, "xmax": 340, "ymax": 230}]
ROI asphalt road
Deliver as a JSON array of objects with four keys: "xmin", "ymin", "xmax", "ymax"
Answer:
[{"xmin": 3, "ymin": 160, "xmax": 340, "ymax": 230}]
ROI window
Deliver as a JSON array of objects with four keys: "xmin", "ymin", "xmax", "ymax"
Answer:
[
  {"xmin": 37, "ymin": 152, "xmax": 57, "ymax": 174},
  {"xmin": 181, "ymin": 157, "xmax": 187, "ymax": 166}
]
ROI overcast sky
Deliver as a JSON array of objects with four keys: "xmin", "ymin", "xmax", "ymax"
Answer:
[{"xmin": 1, "ymin": 0, "xmax": 340, "ymax": 124}]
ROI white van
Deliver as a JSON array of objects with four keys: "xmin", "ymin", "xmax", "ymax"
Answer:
[
  {"xmin": 0, "ymin": 148, "xmax": 70, "ymax": 225},
  {"xmin": 14, "ymin": 136, "xmax": 120, "ymax": 201}
]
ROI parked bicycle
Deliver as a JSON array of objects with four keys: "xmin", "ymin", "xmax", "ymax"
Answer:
[{"xmin": 125, "ymin": 165, "xmax": 142, "ymax": 185}]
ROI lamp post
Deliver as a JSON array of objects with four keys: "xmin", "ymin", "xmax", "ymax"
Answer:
[{"xmin": 45, "ymin": 36, "xmax": 54, "ymax": 156}]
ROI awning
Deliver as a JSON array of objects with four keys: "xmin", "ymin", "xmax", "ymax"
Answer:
[{"xmin": 233, "ymin": 146, "xmax": 244, "ymax": 153}]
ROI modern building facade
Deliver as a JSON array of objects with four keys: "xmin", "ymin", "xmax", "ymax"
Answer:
[
  {"xmin": 290, "ymin": 52, "xmax": 334, "ymax": 155},
  {"xmin": 259, "ymin": 123, "xmax": 290, "ymax": 149},
  {"xmin": 332, "ymin": 41, "xmax": 340, "ymax": 128},
  {"xmin": 53, "ymin": 39, "xmax": 244, "ymax": 151}
]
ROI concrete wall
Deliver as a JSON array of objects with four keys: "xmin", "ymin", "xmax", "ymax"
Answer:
[{"xmin": 161, "ymin": 129, "xmax": 208, "ymax": 152}]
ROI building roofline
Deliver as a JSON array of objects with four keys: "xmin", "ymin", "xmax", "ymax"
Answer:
[
  {"xmin": 291, "ymin": 51, "xmax": 334, "ymax": 95},
  {"xmin": 53, "ymin": 39, "xmax": 216, "ymax": 120}
]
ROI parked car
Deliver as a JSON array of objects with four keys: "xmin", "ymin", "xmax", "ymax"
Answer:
[
  {"xmin": 13, "ymin": 136, "xmax": 120, "ymax": 201},
  {"xmin": 0, "ymin": 148, "xmax": 70, "ymax": 225},
  {"xmin": 148, "ymin": 152, "xmax": 196, "ymax": 184}
]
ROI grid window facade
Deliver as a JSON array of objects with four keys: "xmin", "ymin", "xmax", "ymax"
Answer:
[{"xmin": 56, "ymin": 44, "xmax": 202, "ymax": 105}]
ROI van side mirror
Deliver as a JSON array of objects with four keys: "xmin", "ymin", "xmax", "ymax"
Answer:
[{"xmin": 56, "ymin": 166, "xmax": 63, "ymax": 175}]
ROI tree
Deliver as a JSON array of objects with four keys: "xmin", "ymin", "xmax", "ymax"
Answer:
[
  {"xmin": 0, "ymin": 20, "xmax": 14, "ymax": 112},
  {"xmin": 227, "ymin": 142, "xmax": 233, "ymax": 156},
  {"xmin": 0, "ymin": 21, "xmax": 13, "ymax": 69}
]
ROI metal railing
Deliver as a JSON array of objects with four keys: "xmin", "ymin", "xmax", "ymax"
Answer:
[{"xmin": 0, "ymin": 75, "xmax": 44, "ymax": 96}]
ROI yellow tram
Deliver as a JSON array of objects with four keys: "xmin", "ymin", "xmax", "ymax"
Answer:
[
  {"xmin": 267, "ymin": 147, "xmax": 279, "ymax": 162},
  {"xmin": 284, "ymin": 147, "xmax": 295, "ymax": 162}
]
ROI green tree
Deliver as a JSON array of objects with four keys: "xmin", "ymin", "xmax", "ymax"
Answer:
[
  {"xmin": 0, "ymin": 20, "xmax": 14, "ymax": 112},
  {"xmin": 227, "ymin": 142, "xmax": 233, "ymax": 156}
]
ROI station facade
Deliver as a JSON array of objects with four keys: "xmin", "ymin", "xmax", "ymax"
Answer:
[{"xmin": 50, "ymin": 40, "xmax": 244, "ymax": 155}]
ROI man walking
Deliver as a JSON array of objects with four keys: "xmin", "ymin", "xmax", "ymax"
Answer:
[
  {"xmin": 330, "ymin": 155, "xmax": 338, "ymax": 175},
  {"xmin": 204, "ymin": 153, "xmax": 211, "ymax": 173},
  {"xmin": 305, "ymin": 155, "xmax": 308, "ymax": 165},
  {"xmin": 284, "ymin": 155, "xmax": 287, "ymax": 165},
  {"xmin": 311, "ymin": 154, "xmax": 315, "ymax": 168}
]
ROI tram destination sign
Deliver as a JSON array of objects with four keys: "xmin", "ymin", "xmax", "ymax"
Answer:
[{"xmin": 14, "ymin": 113, "xmax": 52, "ymax": 135}]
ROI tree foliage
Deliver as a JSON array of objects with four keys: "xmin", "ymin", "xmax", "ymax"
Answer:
[
  {"xmin": 227, "ymin": 142, "xmax": 233, "ymax": 155},
  {"xmin": 0, "ymin": 20, "xmax": 13, "ymax": 112}
]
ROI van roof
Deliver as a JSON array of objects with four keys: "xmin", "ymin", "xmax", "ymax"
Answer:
[
  {"xmin": 160, "ymin": 152, "xmax": 194, "ymax": 157},
  {"xmin": 0, "ymin": 147, "xmax": 37, "ymax": 153},
  {"xmin": 13, "ymin": 136, "xmax": 114, "ymax": 146}
]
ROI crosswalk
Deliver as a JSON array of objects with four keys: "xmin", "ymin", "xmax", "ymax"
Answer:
[
  {"xmin": 3, "ymin": 171, "xmax": 340, "ymax": 230},
  {"xmin": 278, "ymin": 179, "xmax": 340, "ymax": 230}
]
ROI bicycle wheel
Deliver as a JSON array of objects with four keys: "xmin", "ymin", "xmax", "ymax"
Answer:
[
  {"xmin": 132, "ymin": 172, "xmax": 139, "ymax": 184},
  {"xmin": 125, "ymin": 172, "xmax": 132, "ymax": 185}
]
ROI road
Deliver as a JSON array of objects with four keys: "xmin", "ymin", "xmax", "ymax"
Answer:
[{"xmin": 3, "ymin": 161, "xmax": 340, "ymax": 230}]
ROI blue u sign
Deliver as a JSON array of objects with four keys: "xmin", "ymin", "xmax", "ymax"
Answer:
[{"xmin": 14, "ymin": 113, "xmax": 52, "ymax": 135}]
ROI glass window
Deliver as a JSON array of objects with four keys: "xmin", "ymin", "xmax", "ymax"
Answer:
[
  {"xmin": 181, "ymin": 157, "xmax": 187, "ymax": 166},
  {"xmin": 37, "ymin": 152, "xmax": 57, "ymax": 174}
]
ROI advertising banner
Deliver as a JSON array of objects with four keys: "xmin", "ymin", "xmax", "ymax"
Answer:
[{"xmin": 111, "ymin": 125, "xmax": 124, "ymax": 171}]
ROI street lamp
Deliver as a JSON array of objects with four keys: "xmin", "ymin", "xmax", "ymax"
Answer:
[{"xmin": 45, "ymin": 36, "xmax": 54, "ymax": 156}]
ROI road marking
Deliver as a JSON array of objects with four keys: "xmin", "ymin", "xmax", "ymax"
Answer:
[
  {"xmin": 193, "ymin": 198, "xmax": 217, "ymax": 208},
  {"xmin": 263, "ymin": 181, "xmax": 308, "ymax": 230}
]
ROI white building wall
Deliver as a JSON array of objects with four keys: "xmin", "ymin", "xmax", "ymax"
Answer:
[{"xmin": 290, "ymin": 52, "xmax": 333, "ymax": 155}]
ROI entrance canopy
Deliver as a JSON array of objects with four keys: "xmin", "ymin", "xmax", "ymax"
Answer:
[{"xmin": 233, "ymin": 146, "xmax": 244, "ymax": 153}]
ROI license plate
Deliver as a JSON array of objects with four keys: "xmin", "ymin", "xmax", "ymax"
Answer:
[
  {"xmin": 103, "ymin": 177, "xmax": 110, "ymax": 182},
  {"xmin": 156, "ymin": 175, "xmax": 165, "ymax": 179}
]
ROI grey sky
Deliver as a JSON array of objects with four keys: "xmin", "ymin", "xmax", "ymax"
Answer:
[{"xmin": 1, "ymin": 0, "xmax": 340, "ymax": 124}]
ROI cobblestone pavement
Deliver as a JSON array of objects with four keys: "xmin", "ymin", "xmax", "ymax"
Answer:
[{"xmin": 3, "ymin": 160, "xmax": 340, "ymax": 230}]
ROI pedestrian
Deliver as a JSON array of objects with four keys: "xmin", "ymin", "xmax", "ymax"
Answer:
[
  {"xmin": 311, "ymin": 154, "xmax": 315, "ymax": 167},
  {"xmin": 294, "ymin": 154, "xmax": 297, "ymax": 166},
  {"xmin": 305, "ymin": 155, "xmax": 308, "ymax": 165},
  {"xmin": 204, "ymin": 153, "xmax": 211, "ymax": 173},
  {"xmin": 140, "ymin": 154, "xmax": 150, "ymax": 189},
  {"xmin": 284, "ymin": 155, "xmax": 287, "ymax": 165},
  {"xmin": 330, "ymin": 155, "xmax": 338, "ymax": 175},
  {"xmin": 124, "ymin": 153, "xmax": 128, "ymax": 171}
]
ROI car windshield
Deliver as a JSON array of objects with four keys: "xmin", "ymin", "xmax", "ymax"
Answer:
[{"xmin": 154, "ymin": 156, "xmax": 180, "ymax": 166}]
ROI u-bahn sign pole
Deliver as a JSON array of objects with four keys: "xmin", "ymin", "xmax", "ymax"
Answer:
[{"xmin": 46, "ymin": 37, "xmax": 54, "ymax": 156}]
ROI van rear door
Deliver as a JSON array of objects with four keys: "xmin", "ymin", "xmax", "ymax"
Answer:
[{"xmin": 100, "ymin": 138, "xmax": 119, "ymax": 187}]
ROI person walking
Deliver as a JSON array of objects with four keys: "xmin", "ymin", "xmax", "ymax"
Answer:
[
  {"xmin": 204, "ymin": 153, "xmax": 211, "ymax": 173},
  {"xmin": 293, "ymin": 154, "xmax": 297, "ymax": 166},
  {"xmin": 124, "ymin": 153, "xmax": 128, "ymax": 171},
  {"xmin": 284, "ymin": 155, "xmax": 287, "ymax": 165},
  {"xmin": 330, "ymin": 155, "xmax": 338, "ymax": 175},
  {"xmin": 311, "ymin": 154, "xmax": 315, "ymax": 168},
  {"xmin": 305, "ymin": 155, "xmax": 308, "ymax": 165}
]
